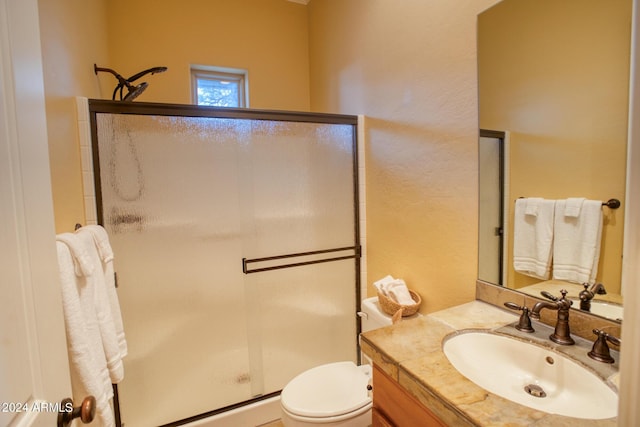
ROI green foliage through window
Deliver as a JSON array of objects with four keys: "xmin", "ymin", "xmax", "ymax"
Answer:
[{"xmin": 191, "ymin": 68, "xmax": 247, "ymax": 107}]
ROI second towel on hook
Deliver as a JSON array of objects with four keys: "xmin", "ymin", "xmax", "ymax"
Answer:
[{"xmin": 552, "ymin": 199, "xmax": 603, "ymax": 284}]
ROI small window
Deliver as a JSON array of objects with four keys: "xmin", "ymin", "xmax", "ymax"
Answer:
[{"xmin": 191, "ymin": 66, "xmax": 248, "ymax": 107}]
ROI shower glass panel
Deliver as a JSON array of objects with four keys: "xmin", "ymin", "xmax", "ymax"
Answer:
[{"xmin": 90, "ymin": 103, "xmax": 359, "ymax": 427}]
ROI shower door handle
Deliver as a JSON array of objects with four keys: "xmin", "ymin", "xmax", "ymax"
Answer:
[{"xmin": 242, "ymin": 245, "xmax": 360, "ymax": 274}]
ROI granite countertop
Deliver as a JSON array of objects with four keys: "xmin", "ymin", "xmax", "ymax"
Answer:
[{"xmin": 360, "ymin": 300, "xmax": 619, "ymax": 426}]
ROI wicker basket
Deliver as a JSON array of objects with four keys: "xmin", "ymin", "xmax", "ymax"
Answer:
[{"xmin": 377, "ymin": 290, "xmax": 422, "ymax": 317}]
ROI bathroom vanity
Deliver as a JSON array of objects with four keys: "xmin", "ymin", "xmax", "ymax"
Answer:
[
  {"xmin": 371, "ymin": 363, "xmax": 446, "ymax": 426},
  {"xmin": 360, "ymin": 300, "xmax": 619, "ymax": 426}
]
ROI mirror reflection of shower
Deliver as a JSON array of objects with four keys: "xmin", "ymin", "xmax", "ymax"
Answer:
[{"xmin": 94, "ymin": 63, "xmax": 167, "ymax": 101}]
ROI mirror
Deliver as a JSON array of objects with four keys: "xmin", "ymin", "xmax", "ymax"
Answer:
[{"xmin": 477, "ymin": 0, "xmax": 631, "ymax": 321}]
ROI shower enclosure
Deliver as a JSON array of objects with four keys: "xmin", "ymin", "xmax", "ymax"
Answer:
[{"xmin": 88, "ymin": 101, "xmax": 361, "ymax": 427}]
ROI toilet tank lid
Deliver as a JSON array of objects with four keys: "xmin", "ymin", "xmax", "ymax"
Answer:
[
  {"xmin": 281, "ymin": 361, "xmax": 371, "ymax": 418},
  {"xmin": 361, "ymin": 296, "xmax": 421, "ymax": 321}
]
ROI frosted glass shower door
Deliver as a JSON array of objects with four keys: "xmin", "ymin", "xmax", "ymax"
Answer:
[
  {"xmin": 237, "ymin": 121, "xmax": 358, "ymax": 396},
  {"xmin": 94, "ymin": 114, "xmax": 254, "ymax": 426},
  {"xmin": 90, "ymin": 105, "xmax": 359, "ymax": 427}
]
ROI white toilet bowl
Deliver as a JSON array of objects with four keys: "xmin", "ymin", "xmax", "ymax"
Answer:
[
  {"xmin": 280, "ymin": 297, "xmax": 418, "ymax": 426},
  {"xmin": 280, "ymin": 361, "xmax": 372, "ymax": 427}
]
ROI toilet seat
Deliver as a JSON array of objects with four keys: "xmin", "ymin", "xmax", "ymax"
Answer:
[{"xmin": 281, "ymin": 361, "xmax": 372, "ymax": 421}]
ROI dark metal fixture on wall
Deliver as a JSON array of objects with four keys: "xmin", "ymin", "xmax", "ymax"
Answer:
[{"xmin": 94, "ymin": 64, "xmax": 167, "ymax": 101}]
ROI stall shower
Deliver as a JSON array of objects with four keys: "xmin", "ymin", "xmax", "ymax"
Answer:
[{"xmin": 87, "ymin": 101, "xmax": 361, "ymax": 426}]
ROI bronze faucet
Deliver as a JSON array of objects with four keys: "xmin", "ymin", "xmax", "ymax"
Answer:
[
  {"xmin": 530, "ymin": 289, "xmax": 575, "ymax": 345},
  {"xmin": 578, "ymin": 283, "xmax": 607, "ymax": 311},
  {"xmin": 588, "ymin": 329, "xmax": 621, "ymax": 363},
  {"xmin": 503, "ymin": 302, "xmax": 535, "ymax": 332}
]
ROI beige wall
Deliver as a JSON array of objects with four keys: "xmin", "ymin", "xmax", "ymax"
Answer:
[
  {"xmin": 103, "ymin": 0, "xmax": 310, "ymax": 109},
  {"xmin": 478, "ymin": 0, "xmax": 631, "ymax": 292},
  {"xmin": 308, "ymin": 0, "xmax": 499, "ymax": 313},
  {"xmin": 38, "ymin": 0, "xmax": 110, "ymax": 233}
]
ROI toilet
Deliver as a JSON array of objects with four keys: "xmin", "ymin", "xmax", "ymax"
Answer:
[{"xmin": 280, "ymin": 296, "xmax": 418, "ymax": 427}]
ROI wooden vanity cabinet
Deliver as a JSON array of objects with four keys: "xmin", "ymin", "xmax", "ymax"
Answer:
[{"xmin": 372, "ymin": 364, "xmax": 447, "ymax": 427}]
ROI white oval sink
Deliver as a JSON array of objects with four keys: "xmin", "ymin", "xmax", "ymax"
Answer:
[
  {"xmin": 568, "ymin": 298, "xmax": 624, "ymax": 321},
  {"xmin": 443, "ymin": 332, "xmax": 617, "ymax": 419}
]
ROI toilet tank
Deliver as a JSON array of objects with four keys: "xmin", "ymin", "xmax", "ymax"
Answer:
[
  {"xmin": 360, "ymin": 296, "xmax": 421, "ymax": 333},
  {"xmin": 360, "ymin": 297, "xmax": 393, "ymax": 332}
]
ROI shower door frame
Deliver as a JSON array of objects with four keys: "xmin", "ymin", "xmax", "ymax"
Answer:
[{"xmin": 87, "ymin": 100, "xmax": 363, "ymax": 426}]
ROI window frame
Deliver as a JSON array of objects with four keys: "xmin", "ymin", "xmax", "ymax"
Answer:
[{"xmin": 190, "ymin": 65, "xmax": 249, "ymax": 108}]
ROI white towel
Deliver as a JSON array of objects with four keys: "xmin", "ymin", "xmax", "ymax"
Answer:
[
  {"xmin": 513, "ymin": 198, "xmax": 555, "ymax": 279},
  {"xmin": 373, "ymin": 275, "xmax": 395, "ymax": 296},
  {"xmin": 385, "ymin": 279, "xmax": 415, "ymax": 305},
  {"xmin": 564, "ymin": 198, "xmax": 585, "ymax": 218},
  {"xmin": 553, "ymin": 199, "xmax": 603, "ymax": 284},
  {"xmin": 525, "ymin": 197, "xmax": 544, "ymax": 216},
  {"xmin": 56, "ymin": 236, "xmax": 115, "ymax": 427},
  {"xmin": 73, "ymin": 229, "xmax": 125, "ymax": 384},
  {"xmin": 80, "ymin": 225, "xmax": 128, "ymax": 359},
  {"xmin": 373, "ymin": 275, "xmax": 415, "ymax": 305}
]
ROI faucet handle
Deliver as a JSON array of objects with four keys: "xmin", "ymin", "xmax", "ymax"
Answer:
[
  {"xmin": 540, "ymin": 290, "xmax": 558, "ymax": 301},
  {"xmin": 588, "ymin": 329, "xmax": 621, "ymax": 363},
  {"xmin": 579, "ymin": 283, "xmax": 593, "ymax": 300},
  {"xmin": 541, "ymin": 289, "xmax": 572, "ymax": 307},
  {"xmin": 559, "ymin": 289, "xmax": 573, "ymax": 306},
  {"xmin": 594, "ymin": 283, "xmax": 608, "ymax": 295},
  {"xmin": 504, "ymin": 302, "xmax": 535, "ymax": 333}
]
